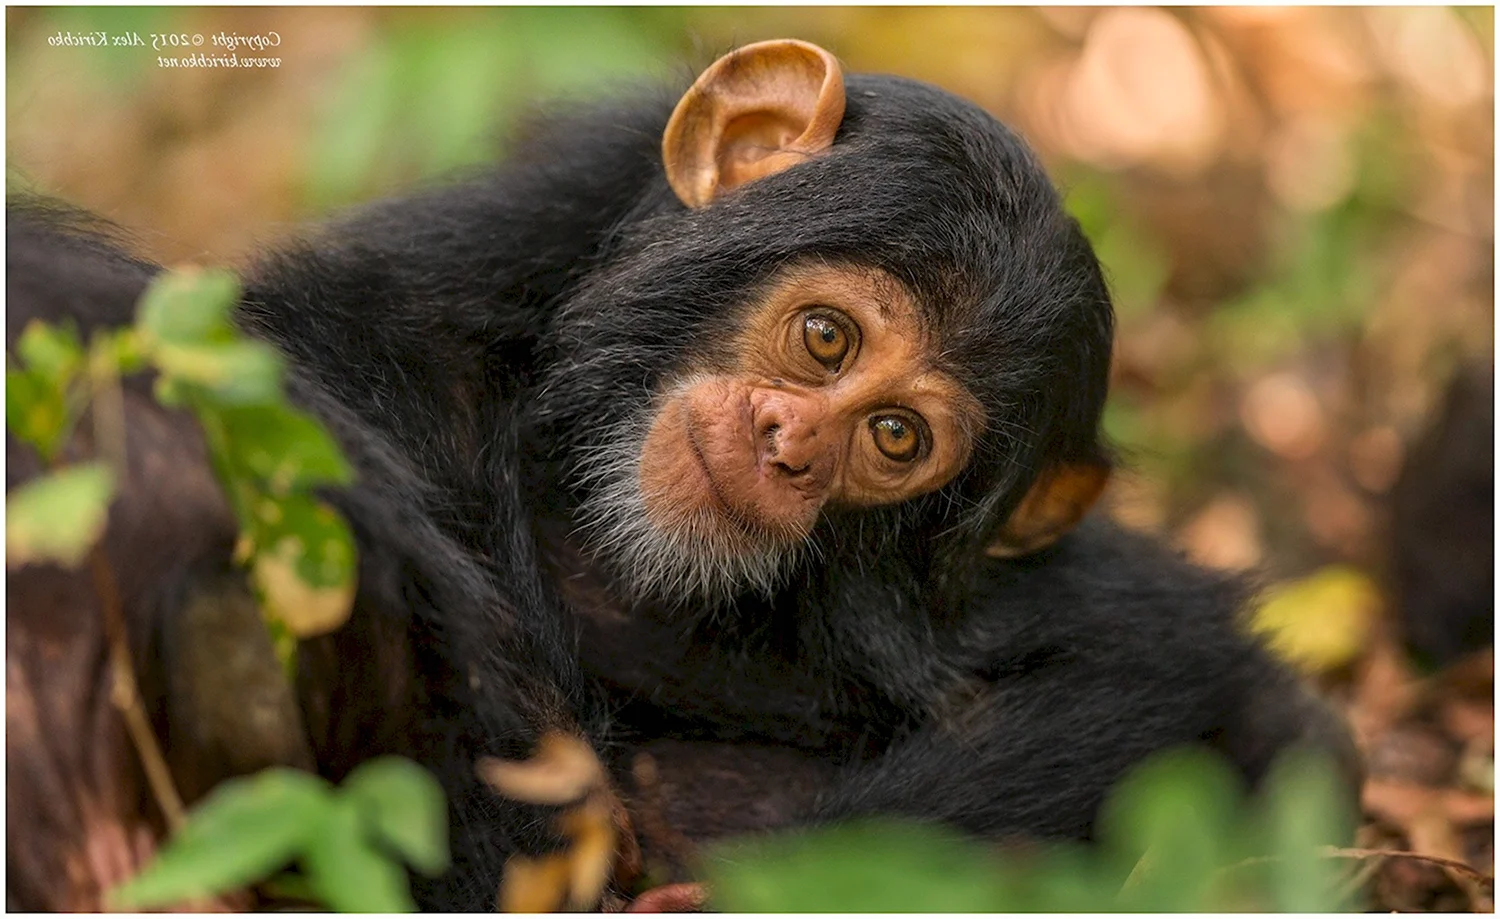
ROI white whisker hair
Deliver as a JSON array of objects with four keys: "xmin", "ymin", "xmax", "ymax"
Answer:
[{"xmin": 569, "ymin": 411, "xmax": 803, "ymax": 607}]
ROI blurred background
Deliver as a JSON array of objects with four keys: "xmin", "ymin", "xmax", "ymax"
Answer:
[{"xmin": 7, "ymin": 6, "xmax": 1494, "ymax": 909}]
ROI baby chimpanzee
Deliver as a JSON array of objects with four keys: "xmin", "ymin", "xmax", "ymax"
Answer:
[{"xmin": 6, "ymin": 40, "xmax": 1357, "ymax": 911}]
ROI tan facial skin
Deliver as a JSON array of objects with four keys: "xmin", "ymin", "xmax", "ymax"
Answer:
[{"xmin": 638, "ymin": 264, "xmax": 984, "ymax": 549}]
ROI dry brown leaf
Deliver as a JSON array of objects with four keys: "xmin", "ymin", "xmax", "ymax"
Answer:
[
  {"xmin": 1346, "ymin": 628, "xmax": 1421, "ymax": 744},
  {"xmin": 478, "ymin": 732, "xmax": 604, "ymax": 806},
  {"xmin": 559, "ymin": 795, "xmax": 617, "ymax": 911},
  {"xmin": 1406, "ymin": 811, "xmax": 1495, "ymax": 910},
  {"xmin": 500, "ymin": 852, "xmax": 574, "ymax": 913},
  {"xmin": 495, "ymin": 792, "xmax": 620, "ymax": 913},
  {"xmin": 484, "ymin": 732, "xmax": 625, "ymax": 913},
  {"xmin": 1364, "ymin": 779, "xmax": 1496, "ymax": 829}
]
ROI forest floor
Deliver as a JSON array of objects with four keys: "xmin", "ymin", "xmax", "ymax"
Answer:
[{"xmin": 1340, "ymin": 636, "xmax": 1493, "ymax": 911}]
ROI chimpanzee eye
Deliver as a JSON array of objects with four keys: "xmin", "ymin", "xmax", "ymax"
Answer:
[
  {"xmin": 803, "ymin": 312, "xmax": 852, "ymax": 369},
  {"xmin": 870, "ymin": 413, "xmax": 927, "ymax": 463}
]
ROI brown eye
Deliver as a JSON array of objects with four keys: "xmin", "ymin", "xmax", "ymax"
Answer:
[
  {"xmin": 870, "ymin": 413, "xmax": 926, "ymax": 463},
  {"xmin": 803, "ymin": 314, "xmax": 850, "ymax": 369}
]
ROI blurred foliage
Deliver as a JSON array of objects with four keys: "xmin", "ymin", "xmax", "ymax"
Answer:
[
  {"xmin": 137, "ymin": 270, "xmax": 359, "ymax": 654},
  {"xmin": 708, "ymin": 747, "xmax": 1356, "ymax": 912},
  {"xmin": 5, "ymin": 459, "xmax": 114, "ymax": 568},
  {"xmin": 303, "ymin": 8, "xmax": 684, "ymax": 208},
  {"xmin": 5, "ymin": 316, "xmax": 134, "ymax": 569},
  {"xmin": 5, "ymin": 269, "xmax": 359, "ymax": 664},
  {"xmin": 7, "ymin": 319, "xmax": 93, "ymax": 464},
  {"xmin": 110, "ymin": 757, "xmax": 448, "ymax": 912}
]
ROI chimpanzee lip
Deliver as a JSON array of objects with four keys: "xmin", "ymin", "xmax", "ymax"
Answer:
[{"xmin": 684, "ymin": 409, "xmax": 746, "ymax": 529}]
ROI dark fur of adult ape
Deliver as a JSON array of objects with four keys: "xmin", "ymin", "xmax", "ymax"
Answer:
[
  {"xmin": 1389, "ymin": 363, "xmax": 1494, "ymax": 669},
  {"xmin": 6, "ymin": 42, "xmax": 1357, "ymax": 911}
]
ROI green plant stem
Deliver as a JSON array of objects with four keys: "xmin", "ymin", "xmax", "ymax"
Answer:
[
  {"xmin": 89, "ymin": 352, "xmax": 127, "ymax": 472},
  {"xmin": 1333, "ymin": 854, "xmax": 1384, "ymax": 907}
]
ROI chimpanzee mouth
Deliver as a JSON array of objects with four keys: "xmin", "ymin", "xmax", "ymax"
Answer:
[
  {"xmin": 569, "ymin": 413, "xmax": 805, "ymax": 607},
  {"xmin": 684, "ymin": 421, "xmax": 753, "ymax": 532}
]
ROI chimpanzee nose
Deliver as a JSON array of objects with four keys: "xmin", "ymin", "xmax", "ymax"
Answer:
[
  {"xmin": 764, "ymin": 425, "xmax": 817, "ymax": 475},
  {"xmin": 751, "ymin": 389, "xmax": 825, "ymax": 478}
]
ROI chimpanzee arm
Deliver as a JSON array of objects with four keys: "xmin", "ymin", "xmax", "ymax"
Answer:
[
  {"xmin": 811, "ymin": 670, "xmax": 1215, "ymax": 840},
  {"xmin": 814, "ymin": 655, "xmax": 1359, "ymax": 843},
  {"xmin": 813, "ymin": 518, "xmax": 1361, "ymax": 841},
  {"xmin": 250, "ymin": 370, "xmax": 599, "ymax": 911}
]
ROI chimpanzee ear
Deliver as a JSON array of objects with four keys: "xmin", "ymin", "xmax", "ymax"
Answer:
[
  {"xmin": 986, "ymin": 460, "xmax": 1111, "ymax": 558},
  {"xmin": 662, "ymin": 39, "xmax": 846, "ymax": 208}
]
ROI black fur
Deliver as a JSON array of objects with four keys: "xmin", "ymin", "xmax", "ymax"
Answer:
[
  {"xmin": 1390, "ymin": 363, "xmax": 1494, "ymax": 668},
  {"xmin": 6, "ymin": 65, "xmax": 1354, "ymax": 911}
]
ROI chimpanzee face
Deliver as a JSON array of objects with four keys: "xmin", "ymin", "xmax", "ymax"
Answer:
[{"xmin": 558, "ymin": 41, "xmax": 1112, "ymax": 605}]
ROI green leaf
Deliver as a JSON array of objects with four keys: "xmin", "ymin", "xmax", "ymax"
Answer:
[
  {"xmin": 5, "ymin": 462, "xmax": 115, "ymax": 568},
  {"xmin": 151, "ymin": 373, "xmax": 191, "ymax": 409},
  {"xmin": 1098, "ymin": 747, "xmax": 1246, "ymax": 911},
  {"xmin": 135, "ymin": 268, "xmax": 242, "ymax": 346},
  {"xmin": 110, "ymin": 769, "xmax": 332, "ymax": 910},
  {"xmin": 259, "ymin": 493, "xmax": 358, "ymax": 590},
  {"xmin": 152, "ymin": 340, "xmax": 284, "ymax": 406},
  {"xmin": 1259, "ymin": 750, "xmax": 1354, "ymax": 911},
  {"xmin": 249, "ymin": 493, "xmax": 358, "ymax": 637},
  {"xmin": 343, "ymin": 757, "xmax": 451, "ymax": 876},
  {"xmin": 302, "ymin": 797, "xmax": 416, "ymax": 913},
  {"xmin": 7, "ymin": 321, "xmax": 88, "ymax": 461},
  {"xmin": 1011, "ymin": 842, "xmax": 1123, "ymax": 912},
  {"xmin": 5, "ymin": 366, "xmax": 71, "ymax": 461},
  {"xmin": 92, "ymin": 326, "xmax": 147, "ymax": 375},
  {"xmin": 216, "ymin": 402, "xmax": 354, "ymax": 493},
  {"xmin": 266, "ymin": 616, "xmax": 300, "ymax": 683},
  {"xmin": 15, "ymin": 319, "xmax": 85, "ymax": 382},
  {"xmin": 189, "ymin": 404, "xmax": 258, "ymax": 530},
  {"xmin": 708, "ymin": 820, "xmax": 1012, "ymax": 912}
]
